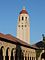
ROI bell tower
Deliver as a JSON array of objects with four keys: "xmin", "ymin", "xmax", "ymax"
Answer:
[{"xmin": 17, "ymin": 7, "xmax": 30, "ymax": 44}]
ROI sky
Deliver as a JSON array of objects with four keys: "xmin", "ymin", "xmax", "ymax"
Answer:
[{"xmin": 0, "ymin": 0, "xmax": 45, "ymax": 45}]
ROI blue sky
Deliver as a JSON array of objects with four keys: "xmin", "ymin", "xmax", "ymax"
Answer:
[{"xmin": 0, "ymin": 0, "xmax": 45, "ymax": 44}]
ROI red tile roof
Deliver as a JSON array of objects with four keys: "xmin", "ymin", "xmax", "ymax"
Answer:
[
  {"xmin": 0, "ymin": 33, "xmax": 30, "ymax": 46},
  {"xmin": 20, "ymin": 10, "xmax": 28, "ymax": 14},
  {"xmin": 0, "ymin": 33, "xmax": 38, "ymax": 49}
]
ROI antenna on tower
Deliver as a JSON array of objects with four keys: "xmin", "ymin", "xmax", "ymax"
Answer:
[{"xmin": 22, "ymin": 0, "xmax": 32, "ymax": 13}]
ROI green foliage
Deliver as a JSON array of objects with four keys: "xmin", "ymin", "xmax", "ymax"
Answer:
[
  {"xmin": 36, "ymin": 49, "xmax": 42, "ymax": 60},
  {"xmin": 43, "ymin": 37, "xmax": 45, "ymax": 41}
]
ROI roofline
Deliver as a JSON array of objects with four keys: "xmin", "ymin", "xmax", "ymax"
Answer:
[{"xmin": 0, "ymin": 37, "xmax": 37, "ymax": 50}]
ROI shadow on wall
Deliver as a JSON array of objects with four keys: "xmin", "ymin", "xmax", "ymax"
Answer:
[
  {"xmin": 15, "ymin": 44, "xmax": 24, "ymax": 60},
  {"xmin": 41, "ymin": 52, "xmax": 45, "ymax": 59}
]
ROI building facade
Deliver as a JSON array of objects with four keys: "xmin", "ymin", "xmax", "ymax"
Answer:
[{"xmin": 0, "ymin": 33, "xmax": 36, "ymax": 60}]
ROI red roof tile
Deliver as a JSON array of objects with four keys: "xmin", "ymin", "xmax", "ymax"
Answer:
[{"xmin": 20, "ymin": 10, "xmax": 28, "ymax": 14}]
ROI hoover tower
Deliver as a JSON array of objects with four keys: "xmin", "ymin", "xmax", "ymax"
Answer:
[{"xmin": 17, "ymin": 7, "xmax": 30, "ymax": 44}]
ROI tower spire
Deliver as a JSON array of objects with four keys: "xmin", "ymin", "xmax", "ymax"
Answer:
[
  {"xmin": 20, "ymin": 7, "xmax": 28, "ymax": 14},
  {"xmin": 23, "ymin": 6, "xmax": 25, "ymax": 10}
]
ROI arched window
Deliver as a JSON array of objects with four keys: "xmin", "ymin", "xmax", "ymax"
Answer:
[
  {"xmin": 5, "ymin": 47, "xmax": 10, "ymax": 60},
  {"xmin": 22, "ymin": 25, "xmax": 23, "ymax": 27},
  {"xmin": 26, "ymin": 17, "xmax": 27, "ymax": 20},
  {"xmin": 32, "ymin": 57, "xmax": 33, "ymax": 60},
  {"xmin": 11, "ymin": 48, "xmax": 15, "ymax": 60},
  {"xmin": 30, "ymin": 57, "xmax": 31, "ymax": 60},
  {"xmin": 28, "ymin": 56, "xmax": 29, "ymax": 60},
  {"xmin": 0, "ymin": 46, "xmax": 4, "ymax": 60},
  {"xmin": 18, "ymin": 25, "xmax": 20, "ymax": 27},
  {"xmin": 25, "ymin": 25, "xmax": 26, "ymax": 27},
  {"xmin": 28, "ymin": 54, "xmax": 29, "ymax": 60},
  {"xmin": 22, "ymin": 17, "xmax": 24, "ymax": 20},
  {"xmin": 25, "ymin": 56, "xmax": 27, "ymax": 60},
  {"xmin": 34, "ymin": 57, "xmax": 35, "ymax": 60},
  {"xmin": 11, "ymin": 49, "xmax": 13, "ymax": 60}
]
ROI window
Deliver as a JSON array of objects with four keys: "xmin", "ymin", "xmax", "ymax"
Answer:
[
  {"xmin": 26, "ymin": 17, "xmax": 27, "ymax": 20},
  {"xmin": 22, "ymin": 23, "xmax": 23, "ymax": 24},
  {"xmin": 22, "ymin": 25, "xmax": 23, "ymax": 27},
  {"xmin": 22, "ymin": 28, "xmax": 23, "ymax": 29},
  {"xmin": 25, "ymin": 25, "xmax": 26, "ymax": 27},
  {"xmin": 18, "ymin": 25, "xmax": 20, "ymax": 27},
  {"xmin": 6, "ymin": 48, "xmax": 9, "ymax": 60},
  {"xmin": 22, "ymin": 17, "xmax": 24, "ymax": 20}
]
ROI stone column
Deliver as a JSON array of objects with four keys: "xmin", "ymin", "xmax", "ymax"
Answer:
[
  {"xmin": 14, "ymin": 53, "xmax": 15, "ymax": 60},
  {"xmin": 3, "ymin": 52, "xmax": 5, "ymax": 60},
  {"xmin": 13, "ymin": 50, "xmax": 16, "ymax": 60},
  {"xmin": 2, "ymin": 47, "xmax": 5, "ymax": 60},
  {"xmin": 31, "ymin": 57, "xmax": 32, "ymax": 60},
  {"xmin": 8, "ymin": 49, "xmax": 11, "ymax": 60},
  {"xmin": 42, "ymin": 59, "xmax": 44, "ymax": 60},
  {"xmin": 24, "ymin": 55, "xmax": 25, "ymax": 60},
  {"xmin": 9, "ymin": 56, "xmax": 11, "ymax": 60},
  {"xmin": 14, "ymin": 55, "xmax": 15, "ymax": 60},
  {"xmin": 27, "ymin": 55, "xmax": 28, "ymax": 60},
  {"xmin": 24, "ymin": 53, "xmax": 25, "ymax": 60},
  {"xmin": 3, "ymin": 49, "xmax": 6, "ymax": 60},
  {"xmin": 3, "ymin": 56, "xmax": 5, "ymax": 60},
  {"xmin": 35, "ymin": 57, "xmax": 36, "ymax": 60}
]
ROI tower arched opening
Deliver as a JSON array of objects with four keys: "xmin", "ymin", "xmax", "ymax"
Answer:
[
  {"xmin": 5, "ymin": 47, "xmax": 10, "ymax": 60},
  {"xmin": 0, "ymin": 46, "xmax": 4, "ymax": 60}
]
